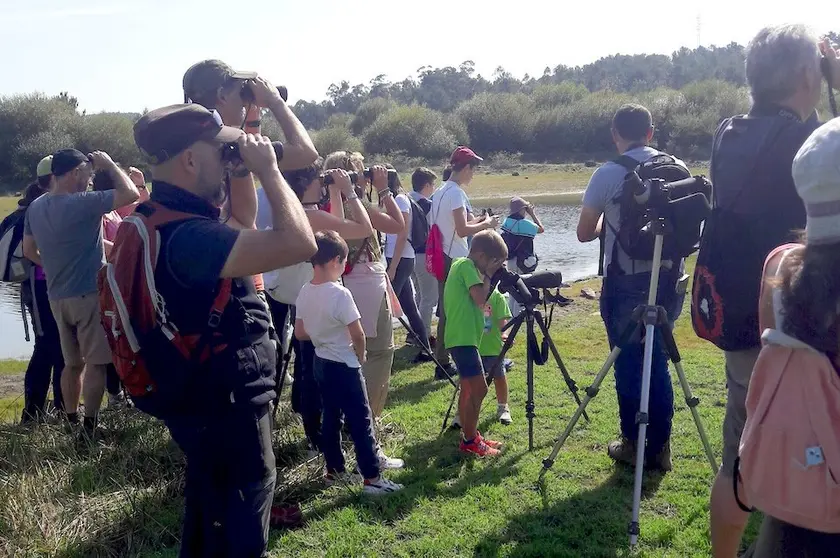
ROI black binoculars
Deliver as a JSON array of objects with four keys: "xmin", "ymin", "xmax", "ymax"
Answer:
[
  {"xmin": 240, "ymin": 83, "xmax": 289, "ymax": 104},
  {"xmin": 321, "ymin": 168, "xmax": 398, "ymax": 190}
]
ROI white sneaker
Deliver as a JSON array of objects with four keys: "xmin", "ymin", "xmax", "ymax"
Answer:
[
  {"xmin": 497, "ymin": 405, "xmax": 512, "ymax": 425},
  {"xmin": 377, "ymin": 449, "xmax": 405, "ymax": 470},
  {"xmin": 108, "ymin": 391, "xmax": 129, "ymax": 410},
  {"xmin": 363, "ymin": 478, "xmax": 403, "ymax": 495},
  {"xmin": 325, "ymin": 470, "xmax": 363, "ymax": 486},
  {"xmin": 450, "ymin": 413, "xmax": 462, "ymax": 430}
]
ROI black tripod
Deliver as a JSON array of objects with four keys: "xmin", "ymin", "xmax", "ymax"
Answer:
[
  {"xmin": 478, "ymin": 295, "xmax": 587, "ymax": 451},
  {"xmin": 538, "ymin": 221, "xmax": 718, "ymax": 547}
]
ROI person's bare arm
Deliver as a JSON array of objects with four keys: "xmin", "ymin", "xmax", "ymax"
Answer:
[
  {"xmin": 104, "ymin": 239, "xmax": 114, "ymax": 258},
  {"xmin": 294, "ymin": 318, "xmax": 310, "ymax": 341},
  {"xmin": 22, "ymin": 235, "xmax": 42, "ymax": 267},
  {"xmin": 468, "ymin": 260, "xmax": 503, "ymax": 307},
  {"xmin": 576, "ymin": 206, "xmax": 603, "ymax": 243},
  {"xmin": 250, "ymin": 77, "xmax": 318, "ymax": 170},
  {"xmin": 90, "ymin": 152, "xmax": 140, "ymax": 210},
  {"xmin": 221, "ymin": 135, "xmax": 316, "ymax": 278},
  {"xmin": 348, "ymin": 319, "xmax": 367, "ymax": 365},
  {"xmin": 366, "ymin": 167, "xmax": 404, "ymax": 234},
  {"xmin": 329, "ymin": 185, "xmax": 346, "ymax": 219},
  {"xmin": 308, "ymin": 170, "xmax": 373, "ymax": 239},
  {"xmin": 454, "ymin": 207, "xmax": 497, "ymax": 238},
  {"xmin": 527, "ymin": 206, "xmax": 546, "ymax": 234},
  {"xmin": 821, "ymin": 38, "xmax": 840, "ymax": 90}
]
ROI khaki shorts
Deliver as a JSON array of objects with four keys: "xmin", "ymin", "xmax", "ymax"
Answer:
[
  {"xmin": 721, "ymin": 347, "xmax": 761, "ymax": 477},
  {"xmin": 50, "ymin": 294, "xmax": 112, "ymax": 367}
]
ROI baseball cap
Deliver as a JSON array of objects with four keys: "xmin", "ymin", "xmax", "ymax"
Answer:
[
  {"xmin": 450, "ymin": 146, "xmax": 484, "ymax": 166},
  {"xmin": 51, "ymin": 149, "xmax": 89, "ymax": 177},
  {"xmin": 510, "ymin": 196, "xmax": 530, "ymax": 214},
  {"xmin": 183, "ymin": 59, "xmax": 258, "ymax": 104},
  {"xmin": 793, "ymin": 118, "xmax": 840, "ymax": 245},
  {"xmin": 134, "ymin": 104, "xmax": 244, "ymax": 164},
  {"xmin": 36, "ymin": 155, "xmax": 53, "ymax": 177}
]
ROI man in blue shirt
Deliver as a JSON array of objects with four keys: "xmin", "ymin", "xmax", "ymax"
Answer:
[{"xmin": 577, "ymin": 104, "xmax": 687, "ymax": 472}]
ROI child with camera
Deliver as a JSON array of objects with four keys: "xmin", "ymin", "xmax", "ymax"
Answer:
[
  {"xmin": 294, "ymin": 231, "xmax": 403, "ymax": 495},
  {"xmin": 443, "ymin": 229, "xmax": 509, "ymax": 456}
]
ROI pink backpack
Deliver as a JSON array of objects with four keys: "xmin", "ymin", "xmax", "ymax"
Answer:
[{"xmin": 735, "ymin": 248, "xmax": 840, "ymax": 533}]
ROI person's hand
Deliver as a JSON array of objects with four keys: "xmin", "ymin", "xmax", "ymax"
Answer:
[
  {"xmin": 88, "ymin": 151, "xmax": 116, "ymax": 171},
  {"xmin": 486, "ymin": 213, "xmax": 501, "ymax": 229},
  {"xmin": 325, "ymin": 169, "xmax": 353, "ymax": 195},
  {"xmin": 238, "ymin": 134, "xmax": 277, "ymax": 176},
  {"xmin": 526, "ymin": 203, "xmax": 535, "ymax": 216},
  {"xmin": 387, "ymin": 266, "xmax": 397, "ymax": 282},
  {"xmin": 248, "ymin": 76, "xmax": 283, "ymax": 108},
  {"xmin": 371, "ymin": 165, "xmax": 388, "ymax": 191},
  {"xmin": 821, "ymin": 38, "xmax": 840, "ymax": 90},
  {"xmin": 128, "ymin": 167, "xmax": 145, "ymax": 187},
  {"xmin": 358, "ymin": 350, "xmax": 367, "ymax": 365},
  {"xmin": 487, "ymin": 257, "xmax": 505, "ymax": 279}
]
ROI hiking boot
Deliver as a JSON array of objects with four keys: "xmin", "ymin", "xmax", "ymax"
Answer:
[
  {"xmin": 497, "ymin": 405, "xmax": 512, "ymax": 425},
  {"xmin": 646, "ymin": 441, "xmax": 673, "ymax": 472},
  {"xmin": 607, "ymin": 437, "xmax": 637, "ymax": 466},
  {"xmin": 413, "ymin": 352, "xmax": 434, "ymax": 364},
  {"xmin": 435, "ymin": 364, "xmax": 456, "ymax": 381},
  {"xmin": 377, "ymin": 450, "xmax": 405, "ymax": 470},
  {"xmin": 363, "ymin": 478, "xmax": 403, "ymax": 495},
  {"xmin": 460, "ymin": 436, "xmax": 501, "ymax": 458}
]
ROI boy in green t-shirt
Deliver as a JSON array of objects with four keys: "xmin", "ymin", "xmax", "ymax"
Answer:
[
  {"xmin": 444, "ymin": 230, "xmax": 508, "ymax": 457},
  {"xmin": 480, "ymin": 289, "xmax": 513, "ymax": 425}
]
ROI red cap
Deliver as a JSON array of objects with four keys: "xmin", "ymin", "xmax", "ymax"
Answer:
[{"xmin": 450, "ymin": 146, "xmax": 484, "ymax": 166}]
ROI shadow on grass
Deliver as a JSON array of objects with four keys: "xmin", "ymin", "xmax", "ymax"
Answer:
[{"xmin": 475, "ymin": 468, "xmax": 665, "ymax": 558}]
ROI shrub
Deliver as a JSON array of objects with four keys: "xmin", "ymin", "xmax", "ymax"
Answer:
[
  {"xmin": 314, "ymin": 126, "xmax": 363, "ymax": 157},
  {"xmin": 72, "ymin": 113, "xmax": 143, "ymax": 167},
  {"xmin": 456, "ymin": 93, "xmax": 535, "ymax": 154},
  {"xmin": 530, "ymin": 82, "xmax": 589, "ymax": 110},
  {"xmin": 350, "ymin": 98, "xmax": 395, "ymax": 135},
  {"xmin": 363, "ymin": 105, "xmax": 463, "ymax": 159}
]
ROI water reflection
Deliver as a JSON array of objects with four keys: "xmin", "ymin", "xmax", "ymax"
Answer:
[{"xmin": 0, "ymin": 204, "xmax": 599, "ymax": 360}]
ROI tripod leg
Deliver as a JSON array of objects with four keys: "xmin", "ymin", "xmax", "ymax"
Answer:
[
  {"xmin": 538, "ymin": 345, "xmax": 623, "ymax": 481},
  {"xmin": 629, "ymin": 318, "xmax": 657, "ymax": 547},
  {"xmin": 440, "ymin": 381, "xmax": 460, "ymax": 435},
  {"xmin": 526, "ymin": 315, "xmax": 536, "ymax": 451},
  {"xmin": 658, "ymin": 319, "xmax": 719, "ymax": 474},
  {"xmin": 398, "ymin": 315, "xmax": 458, "ymax": 389},
  {"xmin": 535, "ymin": 313, "xmax": 589, "ymax": 422}
]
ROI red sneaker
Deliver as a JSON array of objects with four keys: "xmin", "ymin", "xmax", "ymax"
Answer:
[
  {"xmin": 476, "ymin": 432, "xmax": 503, "ymax": 450},
  {"xmin": 270, "ymin": 503, "xmax": 303, "ymax": 529},
  {"xmin": 460, "ymin": 436, "xmax": 501, "ymax": 457}
]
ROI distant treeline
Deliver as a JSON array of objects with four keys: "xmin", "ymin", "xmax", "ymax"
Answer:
[{"xmin": 0, "ymin": 40, "xmax": 835, "ymax": 193}]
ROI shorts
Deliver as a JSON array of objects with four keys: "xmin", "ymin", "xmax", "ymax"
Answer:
[
  {"xmin": 481, "ymin": 356, "xmax": 506, "ymax": 378},
  {"xmin": 721, "ymin": 347, "xmax": 761, "ymax": 477},
  {"xmin": 50, "ymin": 293, "xmax": 112, "ymax": 367},
  {"xmin": 449, "ymin": 346, "xmax": 483, "ymax": 379}
]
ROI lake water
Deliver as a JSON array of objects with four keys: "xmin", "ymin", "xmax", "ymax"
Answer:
[{"xmin": 0, "ymin": 202, "xmax": 599, "ymax": 360}]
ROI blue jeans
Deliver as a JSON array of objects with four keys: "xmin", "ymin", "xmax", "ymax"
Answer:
[
  {"xmin": 314, "ymin": 356, "xmax": 380, "ymax": 479},
  {"xmin": 599, "ymin": 270, "xmax": 684, "ymax": 457},
  {"xmin": 166, "ymin": 406, "xmax": 276, "ymax": 558}
]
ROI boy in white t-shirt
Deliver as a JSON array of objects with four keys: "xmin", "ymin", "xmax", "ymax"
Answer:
[{"xmin": 295, "ymin": 231, "xmax": 403, "ymax": 495}]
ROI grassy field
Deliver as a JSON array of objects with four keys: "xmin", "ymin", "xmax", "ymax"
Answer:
[
  {"xmin": 0, "ymin": 163, "xmax": 710, "ymax": 221},
  {"xmin": 0, "ymin": 266, "xmax": 759, "ymax": 557}
]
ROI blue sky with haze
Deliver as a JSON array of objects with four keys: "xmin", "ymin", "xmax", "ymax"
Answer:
[{"xmin": 0, "ymin": 0, "xmax": 830, "ymax": 113}]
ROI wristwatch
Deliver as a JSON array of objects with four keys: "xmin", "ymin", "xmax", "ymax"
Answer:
[
  {"xmin": 378, "ymin": 189, "xmax": 393, "ymax": 198},
  {"xmin": 346, "ymin": 192, "xmax": 359, "ymax": 200}
]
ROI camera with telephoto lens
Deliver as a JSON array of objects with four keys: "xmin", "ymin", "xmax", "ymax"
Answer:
[
  {"xmin": 320, "ymin": 168, "xmax": 398, "ymax": 190},
  {"xmin": 240, "ymin": 82, "xmax": 289, "ymax": 104}
]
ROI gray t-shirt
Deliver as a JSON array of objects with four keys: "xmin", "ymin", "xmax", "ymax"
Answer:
[
  {"xmin": 582, "ymin": 146, "xmax": 687, "ymax": 275},
  {"xmin": 24, "ymin": 190, "xmax": 115, "ymax": 300}
]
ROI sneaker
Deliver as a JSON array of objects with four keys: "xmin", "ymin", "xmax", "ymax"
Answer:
[
  {"xmin": 325, "ymin": 470, "xmax": 363, "ymax": 486},
  {"xmin": 413, "ymin": 352, "xmax": 434, "ymax": 364},
  {"xmin": 269, "ymin": 503, "xmax": 303, "ymax": 528},
  {"xmin": 646, "ymin": 441, "xmax": 673, "ymax": 472},
  {"xmin": 497, "ymin": 405, "xmax": 512, "ymax": 425},
  {"xmin": 607, "ymin": 437, "xmax": 637, "ymax": 466},
  {"xmin": 449, "ymin": 413, "xmax": 462, "ymax": 430},
  {"xmin": 363, "ymin": 478, "xmax": 404, "ymax": 495},
  {"xmin": 477, "ymin": 431, "xmax": 503, "ymax": 449},
  {"xmin": 377, "ymin": 449, "xmax": 405, "ymax": 470},
  {"xmin": 460, "ymin": 437, "xmax": 501, "ymax": 457}
]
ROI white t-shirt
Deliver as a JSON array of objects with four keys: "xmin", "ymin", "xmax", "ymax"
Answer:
[
  {"xmin": 295, "ymin": 281, "xmax": 362, "ymax": 368},
  {"xmin": 430, "ymin": 181, "xmax": 470, "ymax": 259},
  {"xmin": 384, "ymin": 193, "xmax": 415, "ymax": 260}
]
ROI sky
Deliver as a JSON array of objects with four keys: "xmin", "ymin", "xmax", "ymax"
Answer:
[{"xmin": 0, "ymin": 0, "xmax": 832, "ymax": 114}]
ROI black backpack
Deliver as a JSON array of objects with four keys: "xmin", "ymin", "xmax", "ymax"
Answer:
[
  {"xmin": 407, "ymin": 196, "xmax": 431, "ymax": 253},
  {"xmin": 599, "ymin": 153, "xmax": 695, "ymax": 274},
  {"xmin": 0, "ymin": 208, "xmax": 31, "ymax": 283}
]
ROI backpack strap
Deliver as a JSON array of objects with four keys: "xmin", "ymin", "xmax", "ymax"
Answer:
[{"xmin": 612, "ymin": 155, "xmax": 641, "ymax": 172}]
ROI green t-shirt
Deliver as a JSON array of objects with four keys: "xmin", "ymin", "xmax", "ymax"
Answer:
[
  {"xmin": 479, "ymin": 289, "xmax": 513, "ymax": 356},
  {"xmin": 444, "ymin": 257, "xmax": 485, "ymax": 349}
]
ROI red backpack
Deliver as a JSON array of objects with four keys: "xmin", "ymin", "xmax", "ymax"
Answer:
[{"xmin": 97, "ymin": 202, "xmax": 232, "ymax": 418}]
